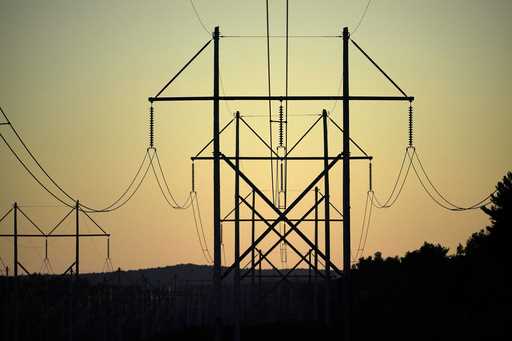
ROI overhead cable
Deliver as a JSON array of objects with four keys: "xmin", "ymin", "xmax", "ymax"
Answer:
[
  {"xmin": 409, "ymin": 149, "xmax": 494, "ymax": 211},
  {"xmin": 265, "ymin": 0, "xmax": 275, "ymax": 204},
  {"xmin": 1, "ymin": 106, "xmax": 75, "ymax": 206},
  {"xmin": 189, "ymin": 0, "xmax": 210, "ymax": 34},
  {"xmin": 0, "ymin": 133, "xmax": 73, "ymax": 207},
  {"xmin": 191, "ymin": 191, "xmax": 213, "ymax": 264},
  {"xmin": 372, "ymin": 147, "xmax": 414, "ymax": 209},
  {"xmin": 149, "ymin": 149, "xmax": 192, "ymax": 210},
  {"xmin": 350, "ymin": 0, "xmax": 372, "ymax": 36}
]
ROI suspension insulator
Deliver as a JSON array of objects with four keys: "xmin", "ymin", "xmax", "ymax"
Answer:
[
  {"xmin": 278, "ymin": 103, "xmax": 284, "ymax": 147},
  {"xmin": 191, "ymin": 162, "xmax": 195, "ymax": 192},
  {"xmin": 369, "ymin": 162, "xmax": 373, "ymax": 192},
  {"xmin": 408, "ymin": 103, "xmax": 413, "ymax": 147},
  {"xmin": 149, "ymin": 105, "xmax": 155, "ymax": 148}
]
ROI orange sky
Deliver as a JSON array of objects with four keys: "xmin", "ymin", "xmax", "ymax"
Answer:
[{"xmin": 1, "ymin": 0, "xmax": 511, "ymax": 274}]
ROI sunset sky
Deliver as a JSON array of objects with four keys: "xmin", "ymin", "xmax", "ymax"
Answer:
[{"xmin": 1, "ymin": 0, "xmax": 511, "ymax": 274}]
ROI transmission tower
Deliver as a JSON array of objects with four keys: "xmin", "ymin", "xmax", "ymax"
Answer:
[{"xmin": 149, "ymin": 26, "xmax": 414, "ymax": 341}]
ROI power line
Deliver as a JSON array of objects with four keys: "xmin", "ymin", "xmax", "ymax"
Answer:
[
  {"xmin": 0, "ymin": 133, "xmax": 73, "ymax": 207},
  {"xmin": 1, "ymin": 106, "xmax": 76, "ymax": 206},
  {"xmin": 188, "ymin": 1, "xmax": 236, "ymax": 115},
  {"xmin": 328, "ymin": 0, "xmax": 374, "ymax": 113},
  {"xmin": 191, "ymin": 191, "xmax": 213, "ymax": 264},
  {"xmin": 410, "ymin": 149, "xmax": 494, "ymax": 211},
  {"xmin": 355, "ymin": 191, "xmax": 370, "ymax": 260},
  {"xmin": 0, "ymin": 257, "xmax": 7, "ymax": 272},
  {"xmin": 265, "ymin": 0, "xmax": 275, "ymax": 205},
  {"xmin": 81, "ymin": 150, "xmax": 151, "ymax": 212},
  {"xmin": 194, "ymin": 192, "xmax": 213, "ymax": 262},
  {"xmin": 1, "ymin": 105, "xmax": 156, "ymax": 213},
  {"xmin": 220, "ymin": 76, "xmax": 234, "ymax": 113},
  {"xmin": 149, "ymin": 149, "xmax": 192, "ymax": 210},
  {"xmin": 189, "ymin": 0, "xmax": 210, "ymax": 35},
  {"xmin": 153, "ymin": 149, "xmax": 192, "ymax": 208},
  {"xmin": 359, "ymin": 191, "xmax": 374, "ymax": 256},
  {"xmin": 221, "ymin": 35, "xmax": 341, "ymax": 38},
  {"xmin": 351, "ymin": 0, "xmax": 372, "ymax": 36},
  {"xmin": 354, "ymin": 190, "xmax": 374, "ymax": 260},
  {"xmin": 81, "ymin": 150, "xmax": 155, "ymax": 213},
  {"xmin": 372, "ymin": 148, "xmax": 414, "ymax": 209},
  {"xmin": 413, "ymin": 149, "xmax": 494, "ymax": 209},
  {"xmin": 188, "ymin": 0, "xmax": 236, "ymax": 115},
  {"xmin": 241, "ymin": 113, "xmax": 320, "ymax": 118},
  {"xmin": 284, "ymin": 0, "xmax": 290, "ymax": 210}
]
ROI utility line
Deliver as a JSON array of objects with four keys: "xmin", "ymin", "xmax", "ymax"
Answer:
[
  {"xmin": 189, "ymin": 0, "xmax": 210, "ymax": 35},
  {"xmin": 331, "ymin": 0, "xmax": 372, "ymax": 110},
  {"xmin": 241, "ymin": 113, "xmax": 320, "ymax": 118},
  {"xmin": 1, "ymin": 106, "xmax": 193, "ymax": 213},
  {"xmin": 191, "ymin": 191, "xmax": 213, "ymax": 264},
  {"xmin": 372, "ymin": 148, "xmax": 414, "ymax": 209},
  {"xmin": 284, "ymin": 0, "xmax": 289, "ymax": 210},
  {"xmin": 192, "ymin": 192, "xmax": 212, "ymax": 262},
  {"xmin": 370, "ymin": 146, "xmax": 494, "ymax": 212},
  {"xmin": 221, "ymin": 35, "xmax": 341, "ymax": 38},
  {"xmin": 359, "ymin": 191, "xmax": 374, "ymax": 256},
  {"xmin": 153, "ymin": 149, "xmax": 192, "ymax": 208},
  {"xmin": 0, "ymin": 133, "xmax": 73, "ymax": 207},
  {"xmin": 1, "ymin": 106, "xmax": 157, "ymax": 212},
  {"xmin": 1, "ymin": 106, "xmax": 75, "ymax": 206},
  {"xmin": 81, "ymin": 151, "xmax": 151, "ymax": 212},
  {"xmin": 265, "ymin": 0, "xmax": 275, "ymax": 205},
  {"xmin": 409, "ymin": 149, "xmax": 494, "ymax": 211},
  {"xmin": 355, "ymin": 192, "xmax": 370, "ymax": 260},
  {"xmin": 187, "ymin": 0, "xmax": 233, "ymax": 114},
  {"xmin": 0, "ymin": 257, "xmax": 7, "ymax": 273},
  {"xmin": 351, "ymin": 0, "xmax": 372, "ymax": 36},
  {"xmin": 149, "ymin": 149, "xmax": 192, "ymax": 210},
  {"xmin": 354, "ymin": 190, "xmax": 374, "ymax": 260},
  {"xmin": 222, "ymin": 240, "xmax": 227, "ymax": 265},
  {"xmin": 81, "ymin": 150, "xmax": 155, "ymax": 213}
]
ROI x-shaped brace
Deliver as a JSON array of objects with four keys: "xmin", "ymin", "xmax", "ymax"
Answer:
[{"xmin": 221, "ymin": 153, "xmax": 343, "ymax": 279}]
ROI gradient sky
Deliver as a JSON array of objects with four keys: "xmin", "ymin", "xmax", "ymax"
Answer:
[{"xmin": 1, "ymin": 0, "xmax": 511, "ymax": 274}]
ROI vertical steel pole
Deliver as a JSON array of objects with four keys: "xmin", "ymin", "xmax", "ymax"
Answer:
[
  {"xmin": 212, "ymin": 26, "xmax": 222, "ymax": 341},
  {"xmin": 342, "ymin": 26, "xmax": 352, "ymax": 341},
  {"xmin": 308, "ymin": 250, "xmax": 312, "ymax": 284},
  {"xmin": 258, "ymin": 249, "xmax": 262, "ymax": 288},
  {"xmin": 314, "ymin": 187, "xmax": 318, "ymax": 280},
  {"xmin": 251, "ymin": 190, "xmax": 256, "ymax": 285},
  {"xmin": 13, "ymin": 202, "xmax": 18, "ymax": 341},
  {"xmin": 234, "ymin": 111, "xmax": 241, "ymax": 341},
  {"xmin": 13, "ymin": 202, "xmax": 18, "ymax": 278},
  {"xmin": 75, "ymin": 200, "xmax": 80, "ymax": 278},
  {"xmin": 322, "ymin": 109, "xmax": 331, "ymax": 325}
]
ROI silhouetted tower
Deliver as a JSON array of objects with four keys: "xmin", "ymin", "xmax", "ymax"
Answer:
[{"xmin": 148, "ymin": 24, "xmax": 414, "ymax": 341}]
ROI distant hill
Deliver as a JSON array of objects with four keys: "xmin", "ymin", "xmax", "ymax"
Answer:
[{"xmin": 82, "ymin": 263, "xmax": 312, "ymax": 288}]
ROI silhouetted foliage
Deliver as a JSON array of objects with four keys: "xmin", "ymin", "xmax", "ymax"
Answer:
[
  {"xmin": 350, "ymin": 171, "xmax": 511, "ymax": 341},
  {"xmin": 463, "ymin": 171, "xmax": 512, "ymax": 263},
  {"xmin": 402, "ymin": 241, "xmax": 449, "ymax": 267}
]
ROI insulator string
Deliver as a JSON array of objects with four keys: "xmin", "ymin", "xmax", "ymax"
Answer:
[
  {"xmin": 408, "ymin": 102, "xmax": 413, "ymax": 147},
  {"xmin": 150, "ymin": 104, "xmax": 155, "ymax": 149}
]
